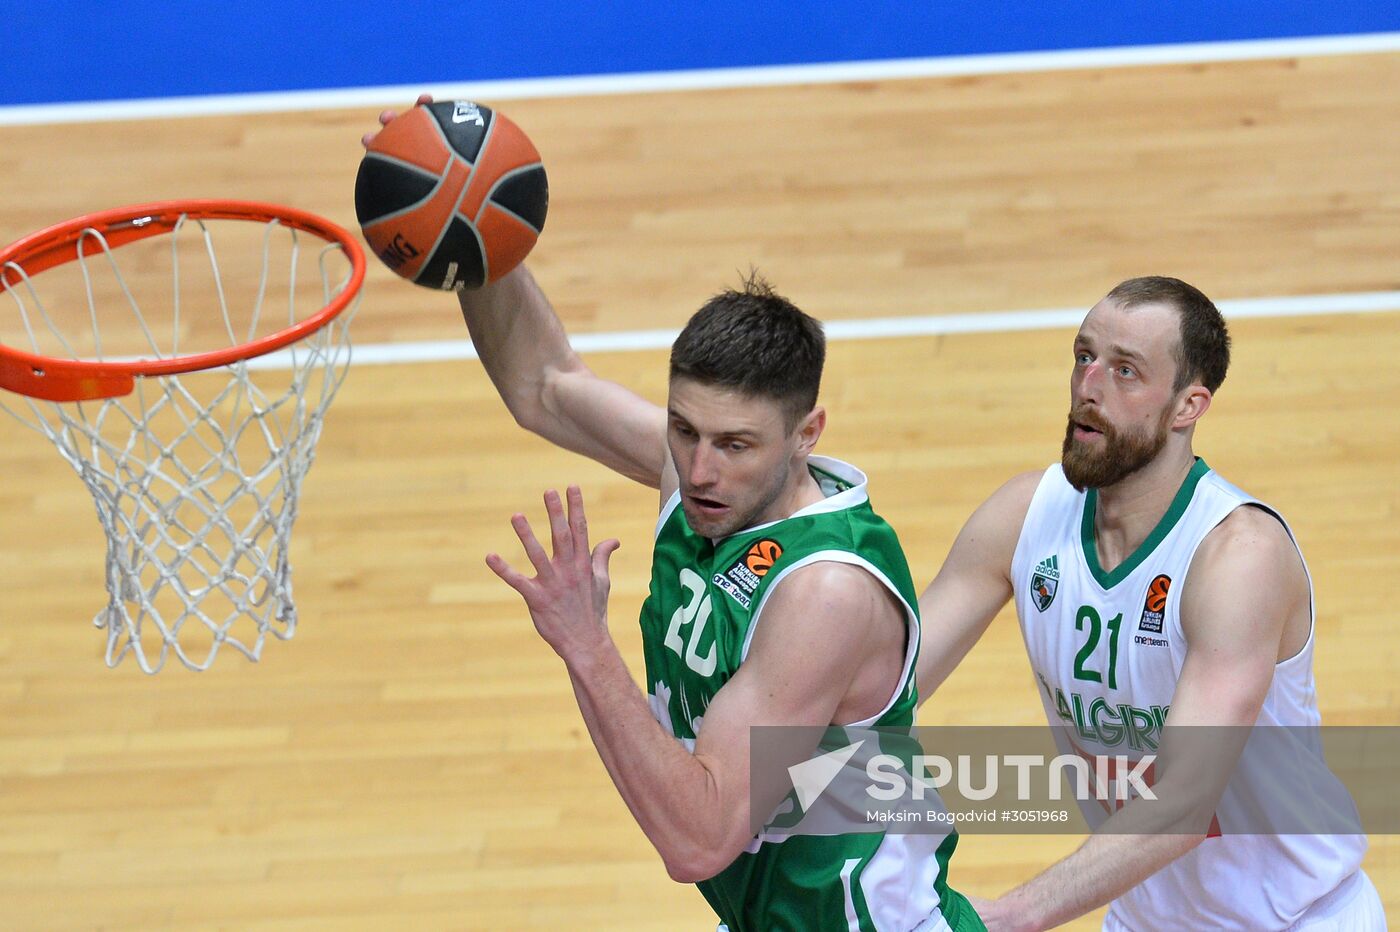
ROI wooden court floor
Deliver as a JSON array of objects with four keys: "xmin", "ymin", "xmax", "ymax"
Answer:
[{"xmin": 1, "ymin": 51, "xmax": 1397, "ymax": 928}]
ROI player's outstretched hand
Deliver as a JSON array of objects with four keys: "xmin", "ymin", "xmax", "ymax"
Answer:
[
  {"xmin": 486, "ymin": 485, "xmax": 621, "ymax": 662},
  {"xmin": 360, "ymin": 93, "xmax": 434, "ymax": 149}
]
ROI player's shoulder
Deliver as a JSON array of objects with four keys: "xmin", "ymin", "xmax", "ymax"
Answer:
[
  {"xmin": 942, "ymin": 468, "xmax": 1047, "ymax": 573},
  {"xmin": 772, "ymin": 559, "xmax": 888, "ymax": 604},
  {"xmin": 1200, "ymin": 503, "xmax": 1294, "ymax": 556},
  {"xmin": 999, "ymin": 468, "xmax": 1048, "ymax": 502},
  {"xmin": 1180, "ymin": 504, "xmax": 1309, "ymax": 650},
  {"xmin": 765, "ymin": 559, "xmax": 901, "ymax": 627},
  {"xmin": 1192, "ymin": 503, "xmax": 1303, "ymax": 589},
  {"xmin": 978, "ymin": 468, "xmax": 1046, "ymax": 521}
]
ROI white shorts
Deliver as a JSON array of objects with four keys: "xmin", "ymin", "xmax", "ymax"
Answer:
[
  {"xmin": 1287, "ymin": 870, "xmax": 1386, "ymax": 931},
  {"xmin": 1101, "ymin": 870, "xmax": 1386, "ymax": 932}
]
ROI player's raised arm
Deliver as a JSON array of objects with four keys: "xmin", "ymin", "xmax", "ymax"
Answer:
[
  {"xmin": 360, "ymin": 99, "xmax": 668, "ymax": 488},
  {"xmin": 457, "ymin": 267, "xmax": 669, "ymax": 488}
]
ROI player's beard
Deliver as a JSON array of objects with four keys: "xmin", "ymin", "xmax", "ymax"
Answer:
[{"xmin": 1061, "ymin": 405, "xmax": 1173, "ymax": 492}]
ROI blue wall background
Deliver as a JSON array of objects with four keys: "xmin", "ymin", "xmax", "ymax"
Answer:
[{"xmin": 6, "ymin": 2, "xmax": 1399, "ymax": 107}]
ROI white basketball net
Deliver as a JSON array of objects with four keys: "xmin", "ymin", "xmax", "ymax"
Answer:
[{"xmin": 0, "ymin": 212, "xmax": 359, "ymax": 672}]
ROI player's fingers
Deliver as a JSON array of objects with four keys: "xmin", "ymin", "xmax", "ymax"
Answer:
[
  {"xmin": 544, "ymin": 489, "xmax": 574, "ymax": 563},
  {"xmin": 510, "ymin": 513, "xmax": 552, "ymax": 576},
  {"xmin": 592, "ymin": 538, "xmax": 621, "ymax": 580},
  {"xmin": 416, "ymin": 93, "xmax": 434, "ymax": 105},
  {"xmin": 378, "ymin": 108, "xmax": 399, "ymax": 126},
  {"xmin": 566, "ymin": 485, "xmax": 589, "ymax": 552},
  {"xmin": 485, "ymin": 553, "xmax": 532, "ymax": 595}
]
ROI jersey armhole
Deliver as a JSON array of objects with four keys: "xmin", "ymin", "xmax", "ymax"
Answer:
[
  {"xmin": 740, "ymin": 552, "xmax": 919, "ymax": 727},
  {"xmin": 1175, "ymin": 501, "xmax": 1317, "ymax": 668},
  {"xmin": 1240, "ymin": 502, "xmax": 1318, "ymax": 668},
  {"xmin": 655, "ymin": 491, "xmax": 682, "ymax": 540}
]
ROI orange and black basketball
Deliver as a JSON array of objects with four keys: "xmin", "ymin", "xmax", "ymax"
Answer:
[{"xmin": 355, "ymin": 100, "xmax": 548, "ymax": 291}]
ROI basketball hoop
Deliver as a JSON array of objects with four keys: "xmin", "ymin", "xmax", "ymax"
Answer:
[{"xmin": 0, "ymin": 200, "xmax": 366, "ymax": 672}]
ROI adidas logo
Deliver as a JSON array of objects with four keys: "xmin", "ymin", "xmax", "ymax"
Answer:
[{"xmin": 1030, "ymin": 554, "xmax": 1060, "ymax": 613}]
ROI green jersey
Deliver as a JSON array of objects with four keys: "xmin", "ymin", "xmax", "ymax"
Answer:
[{"xmin": 639, "ymin": 457, "xmax": 983, "ymax": 932}]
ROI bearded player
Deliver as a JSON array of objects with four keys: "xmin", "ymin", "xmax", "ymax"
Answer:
[{"xmin": 914, "ymin": 277, "xmax": 1382, "ymax": 929}]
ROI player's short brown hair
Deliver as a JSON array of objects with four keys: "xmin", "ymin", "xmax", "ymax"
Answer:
[
  {"xmin": 669, "ymin": 272, "xmax": 825, "ymax": 429},
  {"xmin": 1106, "ymin": 276, "xmax": 1231, "ymax": 393}
]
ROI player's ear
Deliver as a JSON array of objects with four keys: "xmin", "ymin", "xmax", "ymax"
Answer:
[
  {"xmin": 1174, "ymin": 385, "xmax": 1212, "ymax": 428},
  {"xmin": 794, "ymin": 405, "xmax": 826, "ymax": 454}
]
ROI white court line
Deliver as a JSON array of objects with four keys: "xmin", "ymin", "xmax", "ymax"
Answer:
[
  {"xmin": 242, "ymin": 289, "xmax": 1400, "ymax": 370},
  {"xmin": 2, "ymin": 32, "xmax": 1399, "ymax": 126}
]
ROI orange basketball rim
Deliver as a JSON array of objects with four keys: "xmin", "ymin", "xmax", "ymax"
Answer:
[{"xmin": 0, "ymin": 199, "xmax": 366, "ymax": 402}]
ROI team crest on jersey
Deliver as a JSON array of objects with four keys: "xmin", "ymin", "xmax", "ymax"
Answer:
[
  {"xmin": 1030, "ymin": 555, "xmax": 1060, "ymax": 612},
  {"xmin": 714, "ymin": 538, "xmax": 784, "ymax": 610},
  {"xmin": 1138, "ymin": 574, "xmax": 1171, "ymax": 634}
]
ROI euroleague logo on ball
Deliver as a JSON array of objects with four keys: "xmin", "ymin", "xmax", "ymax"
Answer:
[{"xmin": 355, "ymin": 100, "xmax": 548, "ymax": 291}]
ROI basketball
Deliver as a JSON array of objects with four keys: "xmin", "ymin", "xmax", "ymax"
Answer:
[{"xmin": 355, "ymin": 100, "xmax": 548, "ymax": 291}]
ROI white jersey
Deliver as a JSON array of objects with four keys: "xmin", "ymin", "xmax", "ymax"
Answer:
[{"xmin": 1011, "ymin": 459, "xmax": 1367, "ymax": 930}]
